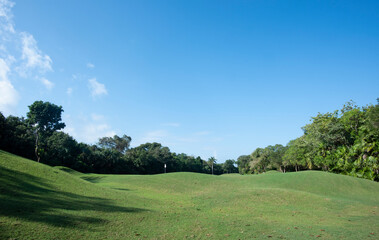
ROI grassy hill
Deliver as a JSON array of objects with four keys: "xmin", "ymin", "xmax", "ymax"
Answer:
[{"xmin": 0, "ymin": 150, "xmax": 378, "ymax": 239}]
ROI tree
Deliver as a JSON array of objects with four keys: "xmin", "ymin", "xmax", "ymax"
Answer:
[
  {"xmin": 44, "ymin": 132, "xmax": 80, "ymax": 167},
  {"xmin": 223, "ymin": 159, "xmax": 238, "ymax": 174},
  {"xmin": 125, "ymin": 142, "xmax": 174, "ymax": 174},
  {"xmin": 364, "ymin": 100, "xmax": 379, "ymax": 141},
  {"xmin": 236, "ymin": 155, "xmax": 251, "ymax": 174},
  {"xmin": 0, "ymin": 112, "xmax": 6, "ymax": 146},
  {"xmin": 207, "ymin": 157, "xmax": 216, "ymax": 175},
  {"xmin": 27, "ymin": 101, "xmax": 65, "ymax": 162},
  {"xmin": 98, "ymin": 134, "xmax": 132, "ymax": 154},
  {"xmin": 249, "ymin": 148, "xmax": 268, "ymax": 173},
  {"xmin": 0, "ymin": 114, "xmax": 34, "ymax": 159},
  {"xmin": 267, "ymin": 144, "xmax": 286, "ymax": 172},
  {"xmin": 172, "ymin": 153, "xmax": 206, "ymax": 173}
]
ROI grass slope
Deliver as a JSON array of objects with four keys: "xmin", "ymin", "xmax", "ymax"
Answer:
[{"xmin": 1, "ymin": 150, "xmax": 378, "ymax": 239}]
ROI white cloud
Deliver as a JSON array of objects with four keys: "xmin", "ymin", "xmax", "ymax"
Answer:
[
  {"xmin": 141, "ymin": 130, "xmax": 168, "ymax": 143},
  {"xmin": 176, "ymin": 137, "xmax": 197, "ymax": 143},
  {"xmin": 195, "ymin": 131, "xmax": 211, "ymax": 136},
  {"xmin": 86, "ymin": 63, "xmax": 94, "ymax": 68},
  {"xmin": 0, "ymin": 1, "xmax": 18, "ymax": 115},
  {"xmin": 66, "ymin": 87, "xmax": 72, "ymax": 95},
  {"xmin": 91, "ymin": 113, "xmax": 105, "ymax": 121},
  {"xmin": 88, "ymin": 78, "xmax": 107, "ymax": 97},
  {"xmin": 63, "ymin": 112, "xmax": 115, "ymax": 143},
  {"xmin": 0, "ymin": 58, "xmax": 18, "ymax": 115},
  {"xmin": 40, "ymin": 77, "xmax": 54, "ymax": 90},
  {"xmin": 6, "ymin": 54, "xmax": 15, "ymax": 63},
  {"xmin": 83, "ymin": 123, "xmax": 115, "ymax": 143},
  {"xmin": 0, "ymin": 58, "xmax": 8, "ymax": 79},
  {"xmin": 0, "ymin": 0, "xmax": 54, "ymax": 113},
  {"xmin": 0, "ymin": 0, "xmax": 15, "ymax": 35},
  {"xmin": 163, "ymin": 122, "xmax": 180, "ymax": 127},
  {"xmin": 210, "ymin": 137, "xmax": 224, "ymax": 143},
  {"xmin": 63, "ymin": 125, "xmax": 76, "ymax": 137},
  {"xmin": 20, "ymin": 32, "xmax": 52, "ymax": 73}
]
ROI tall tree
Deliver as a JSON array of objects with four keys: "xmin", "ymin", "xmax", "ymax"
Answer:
[
  {"xmin": 236, "ymin": 155, "xmax": 251, "ymax": 174},
  {"xmin": 98, "ymin": 134, "xmax": 132, "ymax": 154},
  {"xmin": 208, "ymin": 157, "xmax": 216, "ymax": 175},
  {"xmin": 27, "ymin": 101, "xmax": 65, "ymax": 162},
  {"xmin": 44, "ymin": 132, "xmax": 80, "ymax": 167},
  {"xmin": 223, "ymin": 159, "xmax": 238, "ymax": 174},
  {"xmin": 0, "ymin": 114, "xmax": 35, "ymax": 159},
  {"xmin": 125, "ymin": 142, "xmax": 173, "ymax": 174}
]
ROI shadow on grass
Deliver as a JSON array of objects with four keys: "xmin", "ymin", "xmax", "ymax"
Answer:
[
  {"xmin": 111, "ymin": 187, "xmax": 130, "ymax": 191},
  {"xmin": 0, "ymin": 166, "xmax": 147, "ymax": 232},
  {"xmin": 54, "ymin": 166, "xmax": 82, "ymax": 175},
  {"xmin": 80, "ymin": 175, "xmax": 106, "ymax": 183}
]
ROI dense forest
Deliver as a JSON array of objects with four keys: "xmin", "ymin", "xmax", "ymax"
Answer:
[
  {"xmin": 0, "ymin": 100, "xmax": 378, "ymax": 181},
  {"xmin": 237, "ymin": 100, "xmax": 379, "ymax": 181},
  {"xmin": 0, "ymin": 101, "xmax": 237, "ymax": 175}
]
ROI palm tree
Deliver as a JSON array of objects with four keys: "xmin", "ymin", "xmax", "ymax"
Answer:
[{"xmin": 208, "ymin": 157, "xmax": 216, "ymax": 175}]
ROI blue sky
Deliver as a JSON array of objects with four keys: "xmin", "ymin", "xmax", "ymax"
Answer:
[{"xmin": 0, "ymin": 0, "xmax": 378, "ymax": 162}]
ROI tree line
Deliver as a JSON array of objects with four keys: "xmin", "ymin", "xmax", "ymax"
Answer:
[
  {"xmin": 236, "ymin": 100, "xmax": 379, "ymax": 181},
  {"xmin": 1, "ymin": 100, "xmax": 377, "ymax": 180},
  {"xmin": 0, "ymin": 101, "xmax": 238, "ymax": 175}
]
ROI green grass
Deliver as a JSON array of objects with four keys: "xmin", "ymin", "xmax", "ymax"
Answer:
[{"xmin": 1, "ymin": 150, "xmax": 378, "ymax": 239}]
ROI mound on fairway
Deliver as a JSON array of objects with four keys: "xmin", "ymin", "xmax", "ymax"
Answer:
[{"xmin": 0, "ymin": 150, "xmax": 378, "ymax": 239}]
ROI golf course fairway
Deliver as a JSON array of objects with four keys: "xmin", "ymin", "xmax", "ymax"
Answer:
[{"xmin": 1, "ymin": 150, "xmax": 378, "ymax": 239}]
